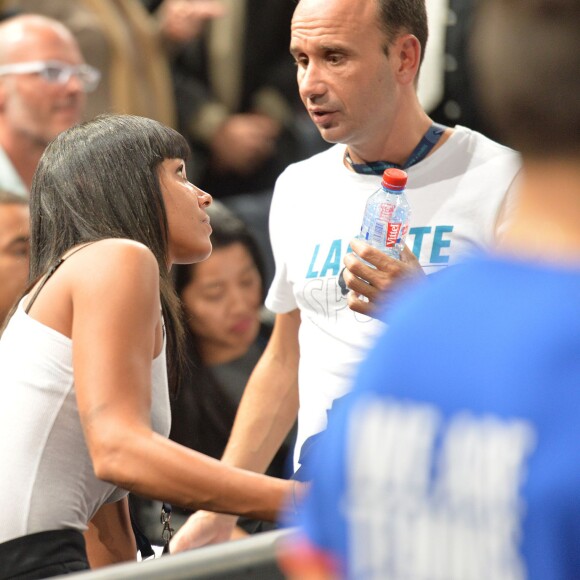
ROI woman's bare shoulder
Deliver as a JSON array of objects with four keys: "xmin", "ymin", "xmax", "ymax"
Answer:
[
  {"xmin": 24, "ymin": 240, "xmax": 162, "ymax": 338},
  {"xmin": 72, "ymin": 239, "xmax": 159, "ymax": 272},
  {"xmin": 76, "ymin": 238, "xmax": 156, "ymax": 260},
  {"xmin": 70, "ymin": 239, "xmax": 161, "ymax": 298}
]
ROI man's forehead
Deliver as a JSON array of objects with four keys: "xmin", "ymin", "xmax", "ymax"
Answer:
[
  {"xmin": 292, "ymin": 0, "xmax": 377, "ymax": 26},
  {"xmin": 291, "ymin": 0, "xmax": 379, "ymax": 41},
  {"xmin": 0, "ymin": 204, "xmax": 29, "ymax": 225},
  {"xmin": 0, "ymin": 25, "xmax": 79, "ymax": 63}
]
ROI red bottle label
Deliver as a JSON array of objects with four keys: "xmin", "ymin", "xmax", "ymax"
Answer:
[{"xmin": 385, "ymin": 222, "xmax": 402, "ymax": 247}]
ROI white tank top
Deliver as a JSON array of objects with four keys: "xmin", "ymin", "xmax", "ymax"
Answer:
[{"xmin": 0, "ymin": 300, "xmax": 171, "ymax": 543}]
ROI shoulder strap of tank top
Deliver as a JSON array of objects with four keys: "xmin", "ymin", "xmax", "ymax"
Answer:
[{"xmin": 25, "ymin": 241, "xmax": 98, "ymax": 315}]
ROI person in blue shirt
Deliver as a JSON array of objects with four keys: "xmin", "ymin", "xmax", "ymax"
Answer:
[{"xmin": 280, "ymin": 0, "xmax": 580, "ymax": 578}]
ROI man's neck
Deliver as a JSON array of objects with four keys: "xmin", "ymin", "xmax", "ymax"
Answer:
[
  {"xmin": 500, "ymin": 160, "xmax": 580, "ymax": 266},
  {"xmin": 0, "ymin": 128, "xmax": 45, "ymax": 191},
  {"xmin": 347, "ymin": 107, "xmax": 450, "ymax": 167}
]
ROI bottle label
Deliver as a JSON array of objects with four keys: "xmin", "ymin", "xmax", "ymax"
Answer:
[
  {"xmin": 379, "ymin": 203, "xmax": 395, "ymax": 221},
  {"xmin": 371, "ymin": 221, "xmax": 386, "ymax": 246},
  {"xmin": 385, "ymin": 222, "xmax": 402, "ymax": 247}
]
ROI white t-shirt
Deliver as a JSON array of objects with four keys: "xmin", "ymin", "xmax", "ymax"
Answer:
[
  {"xmin": 0, "ymin": 144, "xmax": 28, "ymax": 198},
  {"xmin": 266, "ymin": 126, "xmax": 521, "ymax": 467}
]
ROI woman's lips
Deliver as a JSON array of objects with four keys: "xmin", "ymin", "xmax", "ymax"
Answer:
[{"xmin": 230, "ymin": 317, "xmax": 256, "ymax": 334}]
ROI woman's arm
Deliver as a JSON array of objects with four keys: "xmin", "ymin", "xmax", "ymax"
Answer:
[
  {"xmin": 72, "ymin": 240, "xmax": 290, "ymax": 521},
  {"xmin": 84, "ymin": 498, "xmax": 136, "ymax": 568}
]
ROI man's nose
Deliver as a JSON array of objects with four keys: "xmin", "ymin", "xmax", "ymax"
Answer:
[
  {"xmin": 64, "ymin": 72, "xmax": 84, "ymax": 94},
  {"xmin": 299, "ymin": 63, "xmax": 326, "ymax": 102}
]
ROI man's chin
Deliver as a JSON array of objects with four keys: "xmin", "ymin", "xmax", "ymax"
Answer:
[{"xmin": 316, "ymin": 127, "xmax": 345, "ymax": 145}]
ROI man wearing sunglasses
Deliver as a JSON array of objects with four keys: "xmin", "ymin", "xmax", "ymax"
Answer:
[{"xmin": 0, "ymin": 14, "xmax": 100, "ymax": 197}]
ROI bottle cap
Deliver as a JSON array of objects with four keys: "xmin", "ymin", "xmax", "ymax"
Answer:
[{"xmin": 382, "ymin": 168, "xmax": 407, "ymax": 191}]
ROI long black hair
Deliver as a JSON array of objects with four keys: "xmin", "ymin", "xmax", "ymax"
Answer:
[{"xmin": 29, "ymin": 114, "xmax": 190, "ymax": 393}]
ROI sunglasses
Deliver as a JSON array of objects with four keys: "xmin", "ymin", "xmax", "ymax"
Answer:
[{"xmin": 0, "ymin": 60, "xmax": 101, "ymax": 92}]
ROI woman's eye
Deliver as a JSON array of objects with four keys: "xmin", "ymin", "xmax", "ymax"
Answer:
[
  {"xmin": 202, "ymin": 293, "xmax": 223, "ymax": 302},
  {"xmin": 177, "ymin": 163, "xmax": 187, "ymax": 178},
  {"xmin": 240, "ymin": 276, "xmax": 258, "ymax": 288}
]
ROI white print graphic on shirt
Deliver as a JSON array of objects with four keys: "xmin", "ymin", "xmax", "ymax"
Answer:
[
  {"xmin": 305, "ymin": 227, "xmax": 454, "ymax": 280},
  {"xmin": 345, "ymin": 399, "xmax": 536, "ymax": 580},
  {"xmin": 299, "ymin": 228, "xmax": 453, "ymax": 325}
]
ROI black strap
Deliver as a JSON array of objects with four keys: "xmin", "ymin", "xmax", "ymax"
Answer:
[
  {"xmin": 127, "ymin": 501, "xmax": 173, "ymax": 559},
  {"xmin": 128, "ymin": 502, "xmax": 155, "ymax": 560},
  {"xmin": 25, "ymin": 242, "xmax": 97, "ymax": 314}
]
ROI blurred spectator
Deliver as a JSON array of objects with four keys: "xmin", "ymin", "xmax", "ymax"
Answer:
[
  {"xmin": 145, "ymin": 0, "xmax": 225, "ymax": 45},
  {"xmin": 0, "ymin": 189, "xmax": 28, "ymax": 329},
  {"xmin": 419, "ymin": 0, "xmax": 495, "ymax": 138},
  {"xmin": 169, "ymin": 0, "xmax": 326, "ymax": 285},
  {"xmin": 131, "ymin": 202, "xmax": 293, "ymax": 543},
  {"xmin": 4, "ymin": 0, "xmax": 223, "ymax": 124},
  {"xmin": 0, "ymin": 4, "xmax": 19, "ymax": 21},
  {"xmin": 0, "ymin": 14, "xmax": 93, "ymax": 195}
]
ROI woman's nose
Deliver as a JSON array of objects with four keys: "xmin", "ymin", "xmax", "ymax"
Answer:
[{"xmin": 196, "ymin": 187, "xmax": 212, "ymax": 208}]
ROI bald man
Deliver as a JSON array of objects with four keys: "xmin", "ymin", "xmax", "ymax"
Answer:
[{"xmin": 0, "ymin": 15, "xmax": 99, "ymax": 196}]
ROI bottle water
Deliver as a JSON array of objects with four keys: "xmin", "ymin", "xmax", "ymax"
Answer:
[{"xmin": 357, "ymin": 168, "xmax": 411, "ymax": 260}]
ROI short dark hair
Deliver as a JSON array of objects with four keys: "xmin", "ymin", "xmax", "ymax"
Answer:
[
  {"xmin": 471, "ymin": 0, "xmax": 580, "ymax": 157},
  {"xmin": 377, "ymin": 0, "xmax": 429, "ymax": 66},
  {"xmin": 29, "ymin": 114, "xmax": 191, "ymax": 392}
]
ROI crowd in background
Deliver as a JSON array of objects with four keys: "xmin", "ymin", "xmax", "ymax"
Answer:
[
  {"xmin": 1, "ymin": 1, "xmax": 577, "ymax": 578},
  {"xmin": 0, "ymin": 0, "xmax": 489, "ymax": 291}
]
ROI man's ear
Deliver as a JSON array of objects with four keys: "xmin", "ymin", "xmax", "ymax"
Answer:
[{"xmin": 393, "ymin": 34, "xmax": 422, "ymax": 86}]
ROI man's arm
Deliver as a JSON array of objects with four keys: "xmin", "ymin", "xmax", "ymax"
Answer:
[
  {"xmin": 170, "ymin": 308, "xmax": 301, "ymax": 551},
  {"xmin": 222, "ymin": 308, "xmax": 301, "ymax": 472}
]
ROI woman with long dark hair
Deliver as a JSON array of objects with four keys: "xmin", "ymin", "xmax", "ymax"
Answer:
[{"xmin": 0, "ymin": 114, "xmax": 292, "ymax": 578}]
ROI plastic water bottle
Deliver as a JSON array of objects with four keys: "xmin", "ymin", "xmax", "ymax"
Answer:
[{"xmin": 357, "ymin": 168, "xmax": 411, "ymax": 260}]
